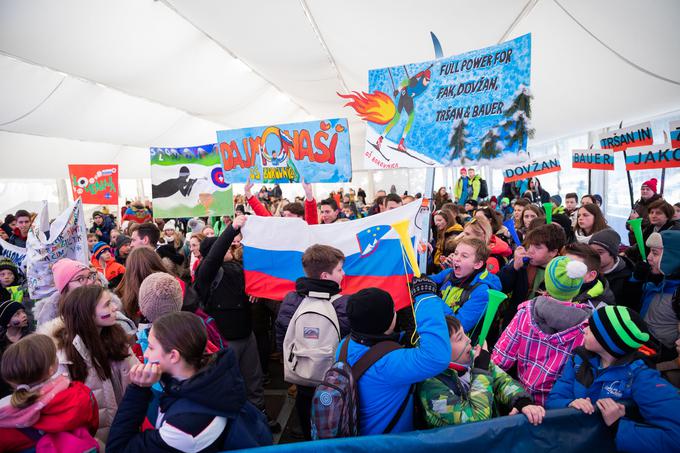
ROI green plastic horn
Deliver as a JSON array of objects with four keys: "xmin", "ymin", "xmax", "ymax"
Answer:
[
  {"xmin": 477, "ymin": 289, "xmax": 508, "ymax": 346},
  {"xmin": 543, "ymin": 202, "xmax": 553, "ymax": 224},
  {"xmin": 627, "ymin": 217, "xmax": 646, "ymax": 262}
]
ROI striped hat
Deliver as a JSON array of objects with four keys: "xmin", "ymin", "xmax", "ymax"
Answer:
[
  {"xmin": 544, "ymin": 256, "xmax": 587, "ymax": 301},
  {"xmin": 92, "ymin": 242, "xmax": 112, "ymax": 260},
  {"xmin": 589, "ymin": 306, "xmax": 650, "ymax": 358}
]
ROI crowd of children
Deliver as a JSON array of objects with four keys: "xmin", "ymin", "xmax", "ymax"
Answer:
[{"xmin": 0, "ymin": 173, "xmax": 679, "ymax": 452}]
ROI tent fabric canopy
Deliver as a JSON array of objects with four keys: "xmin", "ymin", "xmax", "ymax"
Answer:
[{"xmin": 1, "ymin": 0, "xmax": 679, "ymax": 180}]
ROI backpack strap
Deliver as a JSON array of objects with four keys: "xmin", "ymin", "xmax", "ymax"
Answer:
[
  {"xmin": 383, "ymin": 383, "xmax": 414, "ymax": 434},
  {"xmin": 350, "ymin": 341, "xmax": 403, "ymax": 382}
]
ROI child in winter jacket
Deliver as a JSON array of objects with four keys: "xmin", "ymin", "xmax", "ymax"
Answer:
[
  {"xmin": 38, "ymin": 285, "xmax": 139, "ymax": 444},
  {"xmin": 0, "ymin": 258, "xmax": 25, "ymax": 303},
  {"xmin": 0, "ymin": 334, "xmax": 99, "ymax": 452},
  {"xmin": 546, "ymin": 305, "xmax": 680, "ymax": 452},
  {"xmin": 418, "ymin": 316, "xmax": 544, "ymax": 427},
  {"xmin": 91, "ymin": 242, "xmax": 126, "ymax": 288},
  {"xmin": 107, "ymin": 312, "xmax": 272, "ymax": 452},
  {"xmin": 430, "ymin": 237, "xmax": 502, "ymax": 334},
  {"xmin": 492, "ymin": 256, "xmax": 591, "ymax": 405}
]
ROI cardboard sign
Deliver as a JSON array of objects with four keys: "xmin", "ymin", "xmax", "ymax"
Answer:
[
  {"xmin": 0, "ymin": 237, "xmax": 27, "ymax": 278},
  {"xmin": 150, "ymin": 144, "xmax": 234, "ymax": 219},
  {"xmin": 216, "ymin": 119, "xmax": 351, "ymax": 183},
  {"xmin": 503, "ymin": 155, "xmax": 561, "ymax": 183},
  {"xmin": 67, "ymin": 164, "xmax": 119, "ymax": 205},
  {"xmin": 670, "ymin": 120, "xmax": 680, "ymax": 148},
  {"xmin": 624, "ymin": 144, "xmax": 680, "ymax": 170},
  {"xmin": 26, "ymin": 200, "xmax": 89, "ymax": 300},
  {"xmin": 341, "ymin": 34, "xmax": 531, "ymax": 169},
  {"xmin": 598, "ymin": 122, "xmax": 653, "ymax": 151},
  {"xmin": 571, "ymin": 149, "xmax": 614, "ymax": 170}
]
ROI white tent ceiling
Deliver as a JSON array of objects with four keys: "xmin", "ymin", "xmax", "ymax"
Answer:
[{"xmin": 1, "ymin": 0, "xmax": 679, "ymax": 180}]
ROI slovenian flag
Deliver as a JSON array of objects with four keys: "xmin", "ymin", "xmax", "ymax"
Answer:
[{"xmin": 241, "ymin": 201, "xmax": 422, "ymax": 310}]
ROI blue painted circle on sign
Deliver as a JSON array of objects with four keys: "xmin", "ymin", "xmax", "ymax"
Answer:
[{"xmin": 211, "ymin": 167, "xmax": 229, "ymax": 188}]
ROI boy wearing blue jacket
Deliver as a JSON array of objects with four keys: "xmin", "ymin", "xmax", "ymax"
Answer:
[
  {"xmin": 546, "ymin": 305, "xmax": 680, "ymax": 452},
  {"xmin": 431, "ymin": 237, "xmax": 502, "ymax": 334},
  {"xmin": 338, "ymin": 279, "xmax": 451, "ymax": 435}
]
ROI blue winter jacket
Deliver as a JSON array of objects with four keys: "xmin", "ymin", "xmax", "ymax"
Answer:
[
  {"xmin": 430, "ymin": 268, "xmax": 502, "ymax": 333},
  {"xmin": 546, "ymin": 347, "xmax": 680, "ymax": 452},
  {"xmin": 336, "ymin": 293, "xmax": 451, "ymax": 435}
]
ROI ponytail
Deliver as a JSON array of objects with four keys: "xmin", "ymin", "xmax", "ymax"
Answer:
[
  {"xmin": 1, "ymin": 334, "xmax": 57, "ymax": 409},
  {"xmin": 11, "ymin": 385, "xmax": 42, "ymax": 409}
]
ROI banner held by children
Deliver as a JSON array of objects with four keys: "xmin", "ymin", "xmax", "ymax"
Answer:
[
  {"xmin": 670, "ymin": 120, "xmax": 680, "ymax": 148},
  {"xmin": 216, "ymin": 118, "xmax": 351, "ymax": 183},
  {"xmin": 598, "ymin": 122, "xmax": 653, "ymax": 151},
  {"xmin": 240, "ymin": 202, "xmax": 421, "ymax": 310},
  {"xmin": 150, "ymin": 144, "xmax": 234, "ymax": 219},
  {"xmin": 624, "ymin": 144, "xmax": 680, "ymax": 170},
  {"xmin": 26, "ymin": 199, "xmax": 89, "ymax": 300},
  {"xmin": 67, "ymin": 164, "xmax": 119, "ymax": 205},
  {"xmin": 503, "ymin": 155, "xmax": 561, "ymax": 183},
  {"xmin": 0, "ymin": 237, "xmax": 27, "ymax": 278},
  {"xmin": 340, "ymin": 34, "xmax": 532, "ymax": 169},
  {"xmin": 571, "ymin": 149, "xmax": 614, "ymax": 170}
]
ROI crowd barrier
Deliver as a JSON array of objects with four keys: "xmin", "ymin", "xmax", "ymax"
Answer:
[{"xmin": 234, "ymin": 408, "xmax": 617, "ymax": 453}]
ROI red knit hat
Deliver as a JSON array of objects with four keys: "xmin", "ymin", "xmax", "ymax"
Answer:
[{"xmin": 642, "ymin": 178, "xmax": 658, "ymax": 193}]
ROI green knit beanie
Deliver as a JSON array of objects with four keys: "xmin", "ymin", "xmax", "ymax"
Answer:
[{"xmin": 544, "ymin": 256, "xmax": 587, "ymax": 301}]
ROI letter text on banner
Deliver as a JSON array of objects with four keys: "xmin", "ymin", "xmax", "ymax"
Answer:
[
  {"xmin": 670, "ymin": 120, "xmax": 680, "ymax": 148},
  {"xmin": 216, "ymin": 119, "xmax": 351, "ymax": 183},
  {"xmin": 503, "ymin": 155, "xmax": 561, "ymax": 183},
  {"xmin": 67, "ymin": 164, "xmax": 119, "ymax": 205},
  {"xmin": 624, "ymin": 144, "xmax": 680, "ymax": 171},
  {"xmin": 571, "ymin": 149, "xmax": 614, "ymax": 170},
  {"xmin": 598, "ymin": 122, "xmax": 653, "ymax": 152}
]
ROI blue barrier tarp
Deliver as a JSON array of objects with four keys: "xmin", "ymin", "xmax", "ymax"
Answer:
[{"xmin": 234, "ymin": 408, "xmax": 617, "ymax": 453}]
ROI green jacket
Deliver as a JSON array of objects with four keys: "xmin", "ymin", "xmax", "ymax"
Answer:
[
  {"xmin": 454, "ymin": 176, "xmax": 481, "ymax": 201},
  {"xmin": 417, "ymin": 362, "xmax": 530, "ymax": 427}
]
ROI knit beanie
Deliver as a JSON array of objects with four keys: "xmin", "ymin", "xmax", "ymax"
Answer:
[
  {"xmin": 544, "ymin": 256, "xmax": 588, "ymax": 301},
  {"xmin": 52, "ymin": 258, "xmax": 89, "ymax": 293},
  {"xmin": 164, "ymin": 220, "xmax": 176, "ymax": 232},
  {"xmin": 589, "ymin": 229, "xmax": 621, "ymax": 258},
  {"xmin": 92, "ymin": 242, "xmax": 112, "ymax": 260},
  {"xmin": 346, "ymin": 288, "xmax": 394, "ymax": 335},
  {"xmin": 645, "ymin": 232, "xmax": 663, "ymax": 249},
  {"xmin": 138, "ymin": 272, "xmax": 183, "ymax": 322},
  {"xmin": 642, "ymin": 178, "xmax": 658, "ymax": 193},
  {"xmin": 550, "ymin": 195, "xmax": 562, "ymax": 206},
  {"xmin": 188, "ymin": 218, "xmax": 206, "ymax": 234},
  {"xmin": 115, "ymin": 235, "xmax": 131, "ymax": 249},
  {"xmin": 501, "ymin": 197, "xmax": 510, "ymax": 206},
  {"xmin": 0, "ymin": 258, "xmax": 19, "ymax": 283},
  {"xmin": 589, "ymin": 306, "xmax": 650, "ymax": 358},
  {"xmin": 92, "ymin": 211, "xmax": 103, "ymax": 219},
  {"xmin": 0, "ymin": 300, "xmax": 23, "ymax": 327}
]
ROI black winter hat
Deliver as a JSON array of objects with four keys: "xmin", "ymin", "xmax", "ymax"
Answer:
[
  {"xmin": 589, "ymin": 229, "xmax": 621, "ymax": 258},
  {"xmin": 157, "ymin": 244, "xmax": 185, "ymax": 266},
  {"xmin": 347, "ymin": 288, "xmax": 395, "ymax": 335},
  {"xmin": 200, "ymin": 236, "xmax": 218, "ymax": 258},
  {"xmin": 0, "ymin": 300, "xmax": 23, "ymax": 327},
  {"xmin": 0, "ymin": 258, "xmax": 19, "ymax": 283},
  {"xmin": 115, "ymin": 235, "xmax": 131, "ymax": 249}
]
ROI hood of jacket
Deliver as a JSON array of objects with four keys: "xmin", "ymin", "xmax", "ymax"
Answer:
[
  {"xmin": 573, "ymin": 275, "xmax": 616, "ymax": 307},
  {"xmin": 295, "ymin": 277, "xmax": 341, "ymax": 300},
  {"xmin": 489, "ymin": 235, "xmax": 512, "ymax": 257},
  {"xmin": 529, "ymin": 295, "xmax": 591, "ymax": 335},
  {"xmin": 159, "ymin": 348, "xmax": 246, "ymax": 417}
]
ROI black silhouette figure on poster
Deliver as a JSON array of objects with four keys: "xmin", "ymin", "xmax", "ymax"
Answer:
[{"xmin": 152, "ymin": 166, "xmax": 198, "ymax": 199}]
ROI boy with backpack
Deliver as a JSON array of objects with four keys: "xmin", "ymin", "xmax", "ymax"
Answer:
[
  {"xmin": 430, "ymin": 237, "xmax": 502, "ymax": 334},
  {"xmin": 276, "ymin": 244, "xmax": 350, "ymax": 440},
  {"xmin": 546, "ymin": 305, "xmax": 680, "ymax": 451},
  {"xmin": 492, "ymin": 256, "xmax": 591, "ymax": 405},
  {"xmin": 312, "ymin": 280, "xmax": 450, "ymax": 437}
]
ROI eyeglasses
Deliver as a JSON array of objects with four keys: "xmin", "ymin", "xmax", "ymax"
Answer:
[{"xmin": 69, "ymin": 272, "xmax": 98, "ymax": 285}]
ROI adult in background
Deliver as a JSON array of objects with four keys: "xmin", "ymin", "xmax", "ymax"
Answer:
[
  {"xmin": 627, "ymin": 178, "xmax": 663, "ymax": 246},
  {"xmin": 90, "ymin": 210, "xmax": 115, "ymax": 245},
  {"xmin": 8, "ymin": 210, "xmax": 31, "ymax": 248}
]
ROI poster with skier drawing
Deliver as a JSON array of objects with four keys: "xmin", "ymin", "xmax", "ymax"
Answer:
[
  {"xmin": 150, "ymin": 144, "xmax": 234, "ymax": 219},
  {"xmin": 340, "ymin": 34, "xmax": 532, "ymax": 169}
]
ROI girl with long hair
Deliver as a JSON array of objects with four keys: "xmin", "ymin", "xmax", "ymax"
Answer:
[
  {"xmin": 107, "ymin": 312, "xmax": 272, "ymax": 451},
  {"xmin": 39, "ymin": 285, "xmax": 139, "ymax": 443},
  {"xmin": 574, "ymin": 203, "xmax": 609, "ymax": 244},
  {"xmin": 115, "ymin": 247, "xmax": 167, "ymax": 322}
]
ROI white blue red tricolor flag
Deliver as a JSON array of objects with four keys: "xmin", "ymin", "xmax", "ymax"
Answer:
[{"xmin": 241, "ymin": 201, "xmax": 422, "ymax": 310}]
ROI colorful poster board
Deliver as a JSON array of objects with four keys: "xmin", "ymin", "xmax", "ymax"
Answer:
[
  {"xmin": 341, "ymin": 34, "xmax": 531, "ymax": 169},
  {"xmin": 670, "ymin": 120, "xmax": 680, "ymax": 148},
  {"xmin": 624, "ymin": 144, "xmax": 680, "ymax": 170},
  {"xmin": 150, "ymin": 144, "xmax": 234, "ymax": 219},
  {"xmin": 0, "ymin": 237, "xmax": 26, "ymax": 279},
  {"xmin": 216, "ymin": 119, "xmax": 351, "ymax": 183},
  {"xmin": 26, "ymin": 200, "xmax": 89, "ymax": 300},
  {"xmin": 571, "ymin": 149, "xmax": 614, "ymax": 170},
  {"xmin": 67, "ymin": 164, "xmax": 119, "ymax": 205},
  {"xmin": 503, "ymin": 155, "xmax": 561, "ymax": 183},
  {"xmin": 598, "ymin": 122, "xmax": 653, "ymax": 151}
]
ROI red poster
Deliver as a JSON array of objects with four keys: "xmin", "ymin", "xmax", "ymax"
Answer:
[{"xmin": 68, "ymin": 164, "xmax": 119, "ymax": 205}]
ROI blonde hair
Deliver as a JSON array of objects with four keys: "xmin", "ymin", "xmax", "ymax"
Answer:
[
  {"xmin": 1, "ymin": 334, "xmax": 57, "ymax": 408},
  {"xmin": 462, "ymin": 216, "xmax": 492, "ymax": 244}
]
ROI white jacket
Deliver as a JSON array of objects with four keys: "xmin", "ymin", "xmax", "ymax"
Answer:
[{"xmin": 38, "ymin": 317, "xmax": 140, "ymax": 444}]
